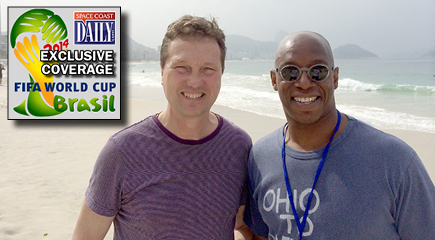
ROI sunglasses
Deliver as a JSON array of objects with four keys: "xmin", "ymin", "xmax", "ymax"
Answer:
[{"xmin": 276, "ymin": 64, "xmax": 333, "ymax": 82}]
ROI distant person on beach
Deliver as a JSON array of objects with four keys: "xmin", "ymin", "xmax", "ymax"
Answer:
[
  {"xmin": 0, "ymin": 63, "xmax": 4, "ymax": 86},
  {"xmin": 243, "ymin": 31, "xmax": 435, "ymax": 239},
  {"xmin": 72, "ymin": 15, "xmax": 253, "ymax": 240}
]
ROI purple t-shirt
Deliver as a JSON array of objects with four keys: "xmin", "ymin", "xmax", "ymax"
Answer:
[{"xmin": 86, "ymin": 114, "xmax": 252, "ymax": 239}]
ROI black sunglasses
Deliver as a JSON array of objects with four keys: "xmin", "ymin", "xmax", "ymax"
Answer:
[{"xmin": 276, "ymin": 64, "xmax": 334, "ymax": 82}]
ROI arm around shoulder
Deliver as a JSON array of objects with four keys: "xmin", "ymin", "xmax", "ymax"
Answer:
[
  {"xmin": 234, "ymin": 205, "xmax": 253, "ymax": 240},
  {"xmin": 234, "ymin": 206, "xmax": 268, "ymax": 240},
  {"xmin": 72, "ymin": 198, "xmax": 115, "ymax": 240}
]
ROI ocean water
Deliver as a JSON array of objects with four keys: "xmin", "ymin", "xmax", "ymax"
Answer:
[{"xmin": 126, "ymin": 59, "xmax": 435, "ymax": 133}]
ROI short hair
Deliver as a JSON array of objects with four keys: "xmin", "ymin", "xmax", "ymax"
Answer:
[{"xmin": 160, "ymin": 15, "xmax": 226, "ymax": 70}]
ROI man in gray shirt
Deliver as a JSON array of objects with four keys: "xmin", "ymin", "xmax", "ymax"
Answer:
[{"xmin": 244, "ymin": 31, "xmax": 435, "ymax": 239}]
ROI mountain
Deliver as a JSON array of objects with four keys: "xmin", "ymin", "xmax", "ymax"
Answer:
[
  {"xmin": 274, "ymin": 30, "xmax": 289, "ymax": 43},
  {"xmin": 120, "ymin": 33, "xmax": 279, "ymax": 61},
  {"xmin": 421, "ymin": 50, "xmax": 435, "ymax": 59},
  {"xmin": 226, "ymin": 35, "xmax": 277, "ymax": 60},
  {"xmin": 333, "ymin": 44, "xmax": 378, "ymax": 59},
  {"xmin": 121, "ymin": 31, "xmax": 159, "ymax": 61},
  {"xmin": 0, "ymin": 33, "xmax": 7, "ymax": 59}
]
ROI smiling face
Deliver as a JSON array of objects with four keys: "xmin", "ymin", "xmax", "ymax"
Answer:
[
  {"xmin": 161, "ymin": 36, "xmax": 222, "ymax": 119},
  {"xmin": 271, "ymin": 32, "xmax": 339, "ymax": 126}
]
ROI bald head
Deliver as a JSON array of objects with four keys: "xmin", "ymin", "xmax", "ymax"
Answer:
[{"xmin": 275, "ymin": 31, "xmax": 334, "ymax": 68}]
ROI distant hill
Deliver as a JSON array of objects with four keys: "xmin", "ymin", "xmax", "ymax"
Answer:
[
  {"xmin": 421, "ymin": 50, "xmax": 435, "ymax": 58},
  {"xmin": 226, "ymin": 35, "xmax": 277, "ymax": 60},
  {"xmin": 274, "ymin": 30, "xmax": 289, "ymax": 43},
  {"xmin": 333, "ymin": 44, "xmax": 378, "ymax": 59},
  {"xmin": 120, "ymin": 33, "xmax": 278, "ymax": 61},
  {"xmin": 0, "ymin": 33, "xmax": 7, "ymax": 59},
  {"xmin": 121, "ymin": 31, "xmax": 159, "ymax": 61}
]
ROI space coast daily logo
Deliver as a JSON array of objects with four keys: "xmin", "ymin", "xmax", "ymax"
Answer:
[
  {"xmin": 8, "ymin": 7, "xmax": 121, "ymax": 120},
  {"xmin": 74, "ymin": 11, "xmax": 115, "ymax": 45}
]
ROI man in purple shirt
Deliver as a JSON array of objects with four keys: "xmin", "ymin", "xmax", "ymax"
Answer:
[{"xmin": 72, "ymin": 15, "xmax": 252, "ymax": 239}]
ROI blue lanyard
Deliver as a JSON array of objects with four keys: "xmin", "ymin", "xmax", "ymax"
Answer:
[{"xmin": 281, "ymin": 110, "xmax": 341, "ymax": 240}]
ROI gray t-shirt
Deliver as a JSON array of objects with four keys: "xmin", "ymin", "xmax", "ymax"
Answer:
[
  {"xmin": 86, "ymin": 114, "xmax": 252, "ymax": 239},
  {"xmin": 244, "ymin": 115, "xmax": 435, "ymax": 239}
]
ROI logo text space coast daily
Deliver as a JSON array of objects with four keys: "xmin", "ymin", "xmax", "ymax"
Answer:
[{"xmin": 74, "ymin": 12, "xmax": 115, "ymax": 44}]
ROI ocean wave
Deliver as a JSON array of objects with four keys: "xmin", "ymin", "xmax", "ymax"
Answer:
[
  {"xmin": 127, "ymin": 72, "xmax": 161, "ymax": 87},
  {"xmin": 338, "ymin": 78, "xmax": 435, "ymax": 95},
  {"xmin": 222, "ymin": 73, "xmax": 271, "ymax": 85},
  {"xmin": 123, "ymin": 70, "xmax": 435, "ymax": 133},
  {"xmin": 216, "ymin": 100, "xmax": 435, "ymax": 133},
  {"xmin": 337, "ymin": 104, "xmax": 435, "ymax": 133},
  {"xmin": 218, "ymin": 83, "xmax": 435, "ymax": 133}
]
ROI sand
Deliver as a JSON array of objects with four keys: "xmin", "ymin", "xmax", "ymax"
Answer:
[{"xmin": 1, "ymin": 76, "xmax": 434, "ymax": 239}]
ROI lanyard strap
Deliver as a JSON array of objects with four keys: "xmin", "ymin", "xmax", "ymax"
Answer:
[{"xmin": 282, "ymin": 110, "xmax": 341, "ymax": 240}]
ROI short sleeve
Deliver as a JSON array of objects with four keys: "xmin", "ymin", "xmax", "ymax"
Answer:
[
  {"xmin": 85, "ymin": 137, "xmax": 124, "ymax": 217},
  {"xmin": 396, "ymin": 152, "xmax": 435, "ymax": 238},
  {"xmin": 244, "ymin": 188, "xmax": 269, "ymax": 238},
  {"xmin": 243, "ymin": 149, "xmax": 270, "ymax": 238}
]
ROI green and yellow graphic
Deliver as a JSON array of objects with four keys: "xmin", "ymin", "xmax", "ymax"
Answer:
[{"xmin": 10, "ymin": 9, "xmax": 68, "ymax": 117}]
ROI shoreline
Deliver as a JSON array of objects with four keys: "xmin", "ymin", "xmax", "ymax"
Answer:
[{"xmin": 1, "ymin": 84, "xmax": 434, "ymax": 239}]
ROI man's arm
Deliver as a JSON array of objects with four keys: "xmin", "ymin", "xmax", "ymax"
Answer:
[
  {"xmin": 72, "ymin": 199, "xmax": 115, "ymax": 240},
  {"xmin": 234, "ymin": 206, "xmax": 268, "ymax": 240},
  {"xmin": 234, "ymin": 206, "xmax": 252, "ymax": 240}
]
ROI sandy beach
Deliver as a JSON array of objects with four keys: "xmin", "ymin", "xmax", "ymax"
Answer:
[{"xmin": 1, "ymin": 75, "xmax": 434, "ymax": 239}]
